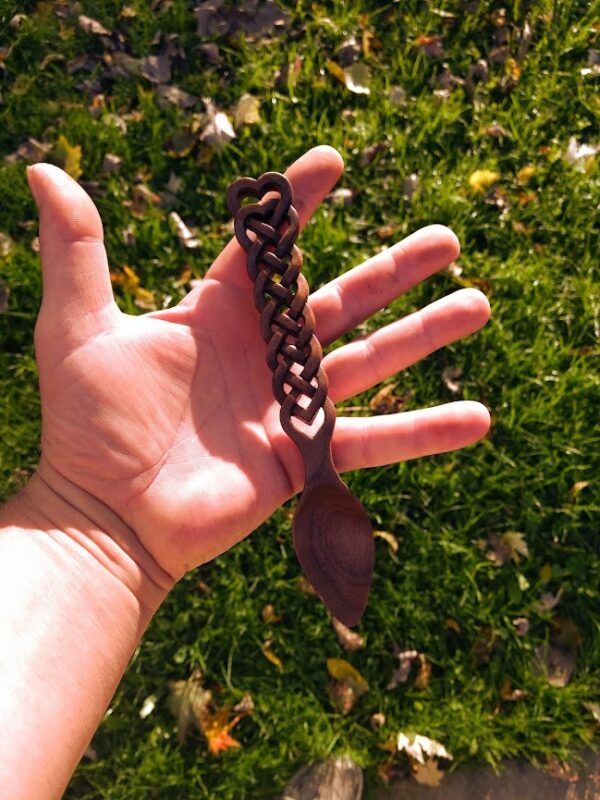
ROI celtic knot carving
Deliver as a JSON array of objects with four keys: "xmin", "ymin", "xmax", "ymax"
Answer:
[{"xmin": 227, "ymin": 172, "xmax": 333, "ymax": 435}]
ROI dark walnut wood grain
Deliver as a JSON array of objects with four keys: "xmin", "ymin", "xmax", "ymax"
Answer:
[{"xmin": 227, "ymin": 171, "xmax": 374, "ymax": 626}]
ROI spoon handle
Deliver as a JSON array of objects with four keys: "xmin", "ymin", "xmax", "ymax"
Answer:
[{"xmin": 227, "ymin": 171, "xmax": 373, "ymax": 623}]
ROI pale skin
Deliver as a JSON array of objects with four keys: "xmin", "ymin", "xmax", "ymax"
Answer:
[{"xmin": 0, "ymin": 146, "xmax": 490, "ymax": 798}]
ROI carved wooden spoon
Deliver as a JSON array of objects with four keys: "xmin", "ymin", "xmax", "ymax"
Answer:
[{"xmin": 227, "ymin": 171, "xmax": 374, "ymax": 626}]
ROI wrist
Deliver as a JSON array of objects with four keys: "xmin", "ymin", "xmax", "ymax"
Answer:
[{"xmin": 4, "ymin": 464, "xmax": 174, "ymax": 620}]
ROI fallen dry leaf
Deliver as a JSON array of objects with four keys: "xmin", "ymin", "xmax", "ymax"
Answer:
[
  {"xmin": 170, "ymin": 211, "xmax": 201, "ymax": 249},
  {"xmin": 331, "ymin": 617, "xmax": 364, "ymax": 651},
  {"xmin": 199, "ymin": 99, "xmax": 236, "ymax": 151},
  {"xmin": 471, "ymin": 624, "xmax": 498, "ymax": 666},
  {"xmin": 500, "ymin": 679, "xmax": 528, "ymax": 702},
  {"xmin": 344, "ymin": 62, "xmax": 371, "ymax": 94},
  {"xmin": 167, "ymin": 669, "xmax": 212, "ymax": 745},
  {"xmin": 202, "ymin": 706, "xmax": 242, "ymax": 755},
  {"xmin": 569, "ymin": 480, "xmax": 590, "ymax": 501},
  {"xmin": 261, "ymin": 604, "xmax": 282, "ymax": 624},
  {"xmin": 512, "ymin": 617, "xmax": 530, "ymax": 636},
  {"xmin": 139, "ymin": 694, "xmax": 157, "ymax": 719},
  {"xmin": 157, "ymin": 84, "xmax": 200, "ymax": 109},
  {"xmin": 469, "ymin": 169, "xmax": 500, "ymax": 193},
  {"xmin": 282, "ymin": 755, "xmax": 363, "ymax": 799},
  {"xmin": 565, "ymin": 136, "xmax": 599, "ymax": 168},
  {"xmin": 412, "ymin": 758, "xmax": 446, "ymax": 786},
  {"xmin": 141, "ymin": 53, "xmax": 172, "ymax": 84},
  {"xmin": 398, "ymin": 732, "xmax": 453, "ymax": 786},
  {"xmin": 415, "ymin": 34, "xmax": 444, "ymax": 59},
  {"xmin": 413, "ymin": 655, "xmax": 432, "ymax": 690},
  {"xmin": 534, "ymin": 588, "xmax": 564, "ymax": 613},
  {"xmin": 336, "ymin": 36, "xmax": 361, "ymax": 66},
  {"xmin": 388, "ymin": 85, "xmax": 406, "ymax": 106},
  {"xmin": 442, "ymin": 365, "xmax": 462, "ymax": 394},
  {"xmin": 370, "ymin": 712, "xmax": 386, "ymax": 729},
  {"xmin": 233, "ymin": 93, "xmax": 261, "ymax": 127},
  {"xmin": 584, "ymin": 701, "xmax": 600, "ymax": 723},
  {"xmin": 373, "ymin": 529, "xmax": 399, "ymax": 554},
  {"xmin": 369, "ymin": 383, "xmax": 406, "ymax": 414},
  {"xmin": 388, "ymin": 648, "xmax": 418, "ymax": 689},
  {"xmin": 78, "ymin": 14, "xmax": 110, "ymax": 36},
  {"xmin": 296, "ymin": 575, "xmax": 317, "ymax": 595},
  {"xmin": 261, "ymin": 640, "xmax": 284, "ymax": 672},
  {"xmin": 102, "ymin": 153, "xmax": 122, "ymax": 173},
  {"xmin": 359, "ymin": 142, "xmax": 384, "ymax": 168},
  {"xmin": 533, "ymin": 618, "xmax": 580, "ymax": 687},
  {"xmin": 327, "ymin": 657, "xmax": 368, "ymax": 714},
  {"xmin": 517, "ymin": 165, "xmax": 536, "ymax": 185},
  {"xmin": 326, "ymin": 658, "xmax": 369, "ymax": 690},
  {"xmin": 486, "ymin": 531, "xmax": 529, "ymax": 566},
  {"xmin": 325, "ymin": 187, "xmax": 355, "ymax": 206}
]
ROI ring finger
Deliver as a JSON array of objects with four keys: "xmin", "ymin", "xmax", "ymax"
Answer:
[{"xmin": 324, "ymin": 287, "xmax": 491, "ymax": 403}]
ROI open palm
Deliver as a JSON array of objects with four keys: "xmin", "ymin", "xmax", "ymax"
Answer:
[{"xmin": 29, "ymin": 147, "xmax": 490, "ymax": 581}]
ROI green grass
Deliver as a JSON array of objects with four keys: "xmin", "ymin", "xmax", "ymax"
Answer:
[{"xmin": 1, "ymin": 1, "xmax": 599, "ymax": 797}]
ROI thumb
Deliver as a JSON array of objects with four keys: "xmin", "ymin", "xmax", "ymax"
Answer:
[{"xmin": 27, "ymin": 163, "xmax": 118, "ymax": 333}]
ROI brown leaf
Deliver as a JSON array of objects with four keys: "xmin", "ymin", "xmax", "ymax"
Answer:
[
  {"xmin": 413, "ymin": 655, "xmax": 432, "ymax": 690},
  {"xmin": 261, "ymin": 603, "xmax": 282, "ymax": 624},
  {"xmin": 446, "ymin": 617, "xmax": 461, "ymax": 633},
  {"xmin": 164, "ymin": 127, "xmax": 196, "ymax": 158},
  {"xmin": 534, "ymin": 588, "xmax": 564, "ymax": 613},
  {"xmin": 369, "ymin": 384, "xmax": 402, "ymax": 414},
  {"xmin": 4, "ymin": 137, "xmax": 52, "ymax": 165},
  {"xmin": 336, "ymin": 36, "xmax": 361, "ymax": 67},
  {"xmin": 370, "ymin": 712, "xmax": 386, "ymax": 729},
  {"xmin": 500, "ymin": 679, "xmax": 528, "ymax": 702},
  {"xmin": 325, "ymin": 187, "xmax": 355, "ymax": 206},
  {"xmin": 442, "ymin": 365, "xmax": 463, "ymax": 394},
  {"xmin": 157, "ymin": 84, "xmax": 200, "ymax": 109},
  {"xmin": 78, "ymin": 15, "xmax": 111, "ymax": 36},
  {"xmin": 329, "ymin": 680, "xmax": 361, "ymax": 714},
  {"xmin": 483, "ymin": 123, "xmax": 510, "ymax": 138},
  {"xmin": 415, "ymin": 34, "xmax": 444, "ymax": 59},
  {"xmin": 512, "ymin": 617, "xmax": 530, "ymax": 636},
  {"xmin": 533, "ymin": 619, "xmax": 580, "ymax": 687},
  {"xmin": 331, "ymin": 617, "xmax": 364, "ymax": 651},
  {"xmin": 398, "ymin": 733, "xmax": 453, "ymax": 786},
  {"xmin": 486, "ymin": 531, "xmax": 529, "ymax": 566},
  {"xmin": 471, "ymin": 624, "xmax": 498, "ymax": 666},
  {"xmin": 0, "ymin": 233, "xmax": 14, "ymax": 260},
  {"xmin": 387, "ymin": 648, "xmax": 419, "ymax": 689},
  {"xmin": 194, "ymin": 0, "xmax": 289, "ymax": 40},
  {"xmin": 102, "ymin": 153, "xmax": 122, "ymax": 173},
  {"xmin": 359, "ymin": 143, "xmax": 384, "ymax": 168},
  {"xmin": 170, "ymin": 212, "xmax": 201, "ymax": 249},
  {"xmin": 142, "ymin": 53, "xmax": 172, "ymax": 84}
]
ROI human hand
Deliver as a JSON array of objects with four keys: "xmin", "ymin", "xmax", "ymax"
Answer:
[{"xmin": 26, "ymin": 146, "xmax": 490, "ymax": 583}]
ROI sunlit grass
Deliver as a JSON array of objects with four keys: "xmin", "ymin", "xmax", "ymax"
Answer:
[{"xmin": 0, "ymin": 1, "xmax": 598, "ymax": 797}]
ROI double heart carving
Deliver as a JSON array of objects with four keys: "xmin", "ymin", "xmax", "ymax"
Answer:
[{"xmin": 226, "ymin": 173, "xmax": 331, "ymax": 436}]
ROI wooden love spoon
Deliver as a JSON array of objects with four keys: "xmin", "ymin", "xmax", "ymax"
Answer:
[{"xmin": 227, "ymin": 171, "xmax": 374, "ymax": 626}]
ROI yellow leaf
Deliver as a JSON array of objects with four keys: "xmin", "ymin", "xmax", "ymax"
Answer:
[
  {"xmin": 373, "ymin": 529, "xmax": 399, "ymax": 553},
  {"xmin": 517, "ymin": 165, "xmax": 536, "ymax": 185},
  {"xmin": 539, "ymin": 563, "xmax": 552, "ymax": 584},
  {"xmin": 468, "ymin": 169, "xmax": 500, "ymax": 193},
  {"xmin": 261, "ymin": 640, "xmax": 284, "ymax": 672},
  {"xmin": 326, "ymin": 59, "xmax": 346, "ymax": 85},
  {"xmin": 54, "ymin": 134, "xmax": 82, "ymax": 180},
  {"xmin": 202, "ymin": 707, "xmax": 242, "ymax": 755},
  {"xmin": 326, "ymin": 658, "xmax": 369, "ymax": 691},
  {"xmin": 413, "ymin": 655, "xmax": 432, "ymax": 690},
  {"xmin": 233, "ymin": 93, "xmax": 261, "ymax": 127}
]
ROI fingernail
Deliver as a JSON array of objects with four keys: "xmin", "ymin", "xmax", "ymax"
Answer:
[{"xmin": 26, "ymin": 165, "xmax": 41, "ymax": 206}]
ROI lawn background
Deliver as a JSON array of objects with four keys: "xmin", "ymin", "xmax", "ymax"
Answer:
[{"xmin": 0, "ymin": 1, "xmax": 598, "ymax": 798}]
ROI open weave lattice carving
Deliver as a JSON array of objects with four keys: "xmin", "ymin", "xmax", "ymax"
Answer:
[{"xmin": 227, "ymin": 172, "xmax": 332, "ymax": 435}]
